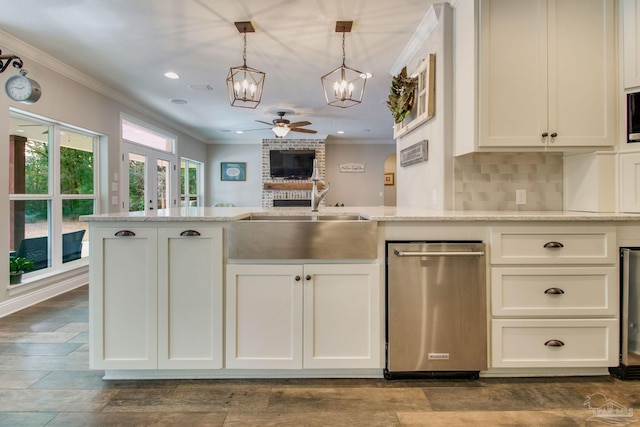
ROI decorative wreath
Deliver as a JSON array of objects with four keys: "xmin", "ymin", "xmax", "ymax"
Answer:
[{"xmin": 387, "ymin": 66, "xmax": 418, "ymax": 124}]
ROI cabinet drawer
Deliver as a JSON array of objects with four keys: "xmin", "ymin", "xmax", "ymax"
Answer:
[
  {"xmin": 491, "ymin": 267, "xmax": 617, "ymax": 317},
  {"xmin": 491, "ymin": 319, "xmax": 618, "ymax": 368},
  {"xmin": 490, "ymin": 227, "xmax": 616, "ymax": 265}
]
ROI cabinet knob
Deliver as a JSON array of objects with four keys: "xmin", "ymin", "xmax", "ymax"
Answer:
[
  {"xmin": 543, "ymin": 241, "xmax": 564, "ymax": 249},
  {"xmin": 305, "ymin": 275, "xmax": 312, "ymax": 281},
  {"xmin": 295, "ymin": 275, "xmax": 301, "ymax": 282},
  {"xmin": 544, "ymin": 287, "xmax": 565, "ymax": 295},
  {"xmin": 550, "ymin": 132, "xmax": 558, "ymax": 138},
  {"xmin": 541, "ymin": 132, "xmax": 549, "ymax": 138},
  {"xmin": 544, "ymin": 339, "xmax": 565, "ymax": 347},
  {"xmin": 114, "ymin": 230, "xmax": 136, "ymax": 237},
  {"xmin": 180, "ymin": 230, "xmax": 201, "ymax": 237}
]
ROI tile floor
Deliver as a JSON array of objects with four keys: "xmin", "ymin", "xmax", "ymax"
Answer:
[{"xmin": 1, "ymin": 285, "xmax": 640, "ymax": 426}]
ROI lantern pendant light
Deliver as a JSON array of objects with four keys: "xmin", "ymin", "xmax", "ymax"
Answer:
[
  {"xmin": 321, "ymin": 21, "xmax": 367, "ymax": 108},
  {"xmin": 226, "ymin": 21, "xmax": 265, "ymax": 109}
]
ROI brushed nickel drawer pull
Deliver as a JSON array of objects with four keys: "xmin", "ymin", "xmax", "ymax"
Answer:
[
  {"xmin": 180, "ymin": 230, "xmax": 201, "ymax": 237},
  {"xmin": 114, "ymin": 230, "xmax": 135, "ymax": 237},
  {"xmin": 544, "ymin": 288, "xmax": 565, "ymax": 295},
  {"xmin": 544, "ymin": 339, "xmax": 565, "ymax": 347},
  {"xmin": 543, "ymin": 241, "xmax": 564, "ymax": 249}
]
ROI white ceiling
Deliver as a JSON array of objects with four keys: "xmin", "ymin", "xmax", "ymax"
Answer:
[{"xmin": 0, "ymin": 0, "xmax": 438, "ymax": 144}]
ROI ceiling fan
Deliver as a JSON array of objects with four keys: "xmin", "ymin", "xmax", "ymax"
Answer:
[{"xmin": 255, "ymin": 111, "xmax": 317, "ymax": 138}]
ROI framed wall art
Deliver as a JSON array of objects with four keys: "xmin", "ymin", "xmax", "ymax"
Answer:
[
  {"xmin": 221, "ymin": 162, "xmax": 246, "ymax": 181},
  {"xmin": 384, "ymin": 173, "xmax": 395, "ymax": 186}
]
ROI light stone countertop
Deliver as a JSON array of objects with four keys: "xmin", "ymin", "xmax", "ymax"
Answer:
[{"xmin": 80, "ymin": 206, "xmax": 640, "ymax": 222}]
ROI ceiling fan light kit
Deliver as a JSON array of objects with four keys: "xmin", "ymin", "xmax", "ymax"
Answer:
[
  {"xmin": 321, "ymin": 21, "xmax": 366, "ymax": 109},
  {"xmin": 226, "ymin": 21, "xmax": 265, "ymax": 109}
]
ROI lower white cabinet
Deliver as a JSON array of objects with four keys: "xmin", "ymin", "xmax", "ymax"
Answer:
[
  {"xmin": 492, "ymin": 319, "xmax": 619, "ymax": 368},
  {"xmin": 489, "ymin": 226, "xmax": 619, "ymax": 370},
  {"xmin": 225, "ymin": 263, "xmax": 380, "ymax": 370},
  {"xmin": 90, "ymin": 225, "xmax": 223, "ymax": 370},
  {"xmin": 90, "ymin": 227, "xmax": 158, "ymax": 369}
]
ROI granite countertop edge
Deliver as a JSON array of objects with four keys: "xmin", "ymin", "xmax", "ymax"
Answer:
[{"xmin": 80, "ymin": 207, "xmax": 640, "ymax": 222}]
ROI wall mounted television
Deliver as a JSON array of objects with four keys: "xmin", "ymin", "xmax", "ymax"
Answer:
[{"xmin": 269, "ymin": 149, "xmax": 316, "ymax": 179}]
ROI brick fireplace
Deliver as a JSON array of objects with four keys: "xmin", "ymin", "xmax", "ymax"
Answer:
[{"xmin": 262, "ymin": 138, "xmax": 326, "ymax": 208}]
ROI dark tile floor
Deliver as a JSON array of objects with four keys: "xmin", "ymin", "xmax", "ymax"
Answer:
[{"xmin": 1, "ymin": 285, "xmax": 639, "ymax": 426}]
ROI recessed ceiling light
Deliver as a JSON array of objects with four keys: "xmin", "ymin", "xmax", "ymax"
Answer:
[
  {"xmin": 16, "ymin": 129, "xmax": 24, "ymax": 133},
  {"xmin": 170, "ymin": 99, "xmax": 188, "ymax": 104},
  {"xmin": 337, "ymin": 130, "xmax": 345, "ymax": 134},
  {"xmin": 164, "ymin": 71, "xmax": 180, "ymax": 79},
  {"xmin": 236, "ymin": 130, "xmax": 244, "ymax": 134},
  {"xmin": 360, "ymin": 72, "xmax": 373, "ymax": 79}
]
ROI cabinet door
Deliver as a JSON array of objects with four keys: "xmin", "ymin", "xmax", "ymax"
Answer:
[
  {"xmin": 623, "ymin": 0, "xmax": 640, "ymax": 89},
  {"xmin": 479, "ymin": 0, "xmax": 548, "ymax": 148},
  {"xmin": 89, "ymin": 227, "xmax": 157, "ymax": 369},
  {"xmin": 157, "ymin": 227, "xmax": 223, "ymax": 369},
  {"xmin": 548, "ymin": 0, "xmax": 615, "ymax": 147},
  {"xmin": 620, "ymin": 153, "xmax": 640, "ymax": 213},
  {"xmin": 479, "ymin": 0, "xmax": 615, "ymax": 148},
  {"xmin": 225, "ymin": 264, "xmax": 303, "ymax": 369},
  {"xmin": 303, "ymin": 264, "xmax": 381, "ymax": 369}
]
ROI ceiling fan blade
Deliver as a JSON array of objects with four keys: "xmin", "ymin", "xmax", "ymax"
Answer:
[
  {"xmin": 290, "ymin": 128, "xmax": 317, "ymax": 134},
  {"xmin": 255, "ymin": 120, "xmax": 273, "ymax": 126},
  {"xmin": 242, "ymin": 128, "xmax": 269, "ymax": 132},
  {"xmin": 288, "ymin": 121, "xmax": 312, "ymax": 128}
]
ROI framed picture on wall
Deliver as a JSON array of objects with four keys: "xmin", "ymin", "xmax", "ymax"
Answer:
[
  {"xmin": 221, "ymin": 162, "xmax": 246, "ymax": 181},
  {"xmin": 384, "ymin": 173, "xmax": 394, "ymax": 186}
]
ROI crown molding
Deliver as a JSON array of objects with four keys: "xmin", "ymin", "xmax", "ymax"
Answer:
[
  {"xmin": 389, "ymin": 3, "xmax": 442, "ymax": 76},
  {"xmin": 0, "ymin": 29, "xmax": 207, "ymax": 143}
]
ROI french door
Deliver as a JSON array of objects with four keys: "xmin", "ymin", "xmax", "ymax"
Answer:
[{"xmin": 123, "ymin": 143, "xmax": 177, "ymax": 212}]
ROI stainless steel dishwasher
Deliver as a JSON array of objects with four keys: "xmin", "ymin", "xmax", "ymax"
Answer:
[{"xmin": 385, "ymin": 241, "xmax": 487, "ymax": 379}]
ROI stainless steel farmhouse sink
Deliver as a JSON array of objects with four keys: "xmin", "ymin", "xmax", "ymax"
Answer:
[{"xmin": 228, "ymin": 214, "xmax": 377, "ymax": 259}]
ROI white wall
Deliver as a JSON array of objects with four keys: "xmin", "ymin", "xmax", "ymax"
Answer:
[
  {"xmin": 395, "ymin": 3, "xmax": 454, "ymax": 209},
  {"xmin": 207, "ymin": 143, "xmax": 262, "ymax": 207},
  {"xmin": 325, "ymin": 144, "xmax": 395, "ymax": 207},
  {"xmin": 0, "ymin": 35, "xmax": 208, "ymax": 308}
]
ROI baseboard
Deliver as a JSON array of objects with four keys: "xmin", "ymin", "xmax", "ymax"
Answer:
[{"xmin": 0, "ymin": 268, "xmax": 88, "ymax": 317}]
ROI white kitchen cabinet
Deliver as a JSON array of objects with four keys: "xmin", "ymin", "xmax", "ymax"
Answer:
[
  {"xmin": 90, "ymin": 224, "xmax": 224, "ymax": 371},
  {"xmin": 225, "ymin": 263, "xmax": 380, "ymax": 370},
  {"xmin": 454, "ymin": 0, "xmax": 616, "ymax": 153},
  {"xmin": 623, "ymin": 0, "xmax": 640, "ymax": 89},
  {"xmin": 157, "ymin": 227, "xmax": 223, "ymax": 369},
  {"xmin": 492, "ymin": 319, "xmax": 619, "ymax": 368},
  {"xmin": 620, "ymin": 152, "xmax": 640, "ymax": 213},
  {"xmin": 489, "ymin": 225, "xmax": 619, "ymax": 369},
  {"xmin": 90, "ymin": 227, "xmax": 158, "ymax": 369}
]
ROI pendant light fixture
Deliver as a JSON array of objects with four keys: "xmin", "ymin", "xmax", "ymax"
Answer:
[
  {"xmin": 226, "ymin": 21, "xmax": 265, "ymax": 109},
  {"xmin": 321, "ymin": 21, "xmax": 367, "ymax": 108}
]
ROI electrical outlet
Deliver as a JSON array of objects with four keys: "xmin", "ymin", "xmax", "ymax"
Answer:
[
  {"xmin": 432, "ymin": 190, "xmax": 437, "ymax": 206},
  {"xmin": 516, "ymin": 189, "xmax": 527, "ymax": 205}
]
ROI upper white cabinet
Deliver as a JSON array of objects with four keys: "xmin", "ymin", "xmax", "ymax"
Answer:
[
  {"xmin": 454, "ymin": 0, "xmax": 616, "ymax": 153},
  {"xmin": 623, "ymin": 0, "xmax": 640, "ymax": 89}
]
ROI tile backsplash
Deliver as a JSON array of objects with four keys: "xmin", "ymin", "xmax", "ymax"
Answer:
[{"xmin": 454, "ymin": 152, "xmax": 563, "ymax": 211}]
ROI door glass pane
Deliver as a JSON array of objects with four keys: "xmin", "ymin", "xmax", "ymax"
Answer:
[
  {"xmin": 157, "ymin": 159, "xmax": 169, "ymax": 209},
  {"xmin": 188, "ymin": 162, "xmax": 198, "ymax": 195},
  {"xmin": 10, "ymin": 200, "xmax": 50, "ymax": 272},
  {"xmin": 60, "ymin": 130, "xmax": 94, "ymax": 194},
  {"xmin": 129, "ymin": 153, "xmax": 146, "ymax": 212},
  {"xmin": 62, "ymin": 199, "xmax": 93, "ymax": 262}
]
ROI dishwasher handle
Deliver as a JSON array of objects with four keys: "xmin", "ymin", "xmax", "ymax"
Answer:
[{"xmin": 393, "ymin": 249, "xmax": 485, "ymax": 257}]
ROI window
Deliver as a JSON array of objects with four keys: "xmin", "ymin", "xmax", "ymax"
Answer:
[
  {"xmin": 181, "ymin": 158, "xmax": 203, "ymax": 207},
  {"xmin": 9, "ymin": 112, "xmax": 97, "ymax": 277}
]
